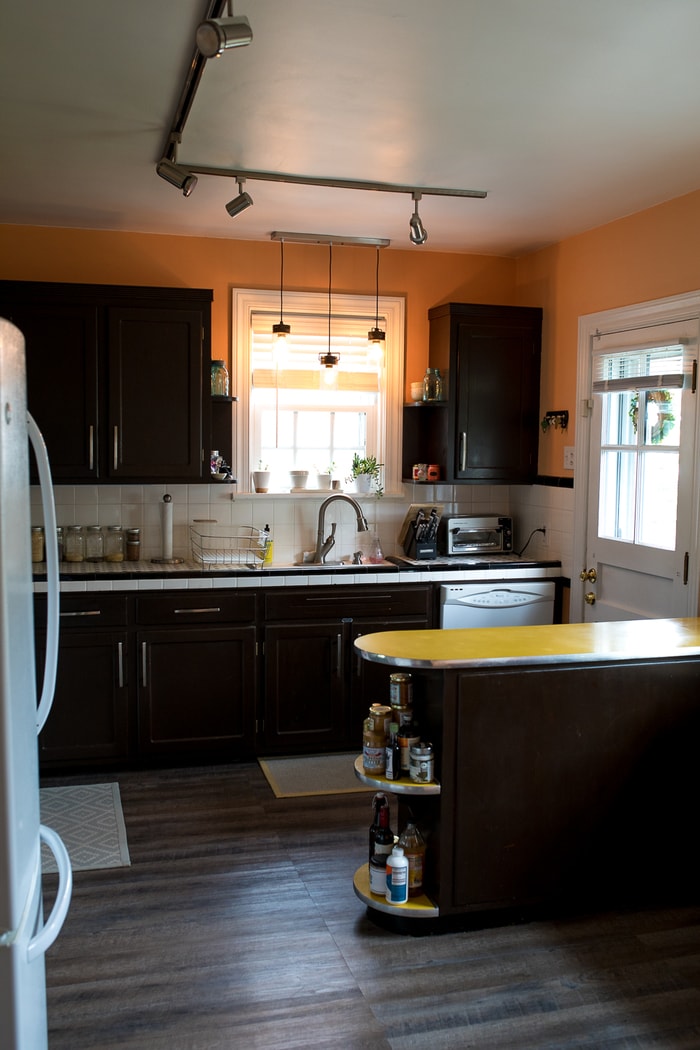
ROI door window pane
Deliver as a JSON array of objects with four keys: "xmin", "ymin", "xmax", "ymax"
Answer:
[
  {"xmin": 599, "ymin": 449, "xmax": 635, "ymax": 542},
  {"xmin": 637, "ymin": 450, "xmax": 679, "ymax": 549}
]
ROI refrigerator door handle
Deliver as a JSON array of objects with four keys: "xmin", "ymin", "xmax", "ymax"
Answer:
[
  {"xmin": 27, "ymin": 411, "xmax": 60, "ymax": 734},
  {"xmin": 26, "ymin": 826, "xmax": 73, "ymax": 963}
]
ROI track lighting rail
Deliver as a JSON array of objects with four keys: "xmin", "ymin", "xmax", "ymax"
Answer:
[{"xmin": 181, "ymin": 163, "xmax": 487, "ymax": 201}]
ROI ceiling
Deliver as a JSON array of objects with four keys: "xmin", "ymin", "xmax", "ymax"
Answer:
[{"xmin": 3, "ymin": 0, "xmax": 700, "ymax": 257}]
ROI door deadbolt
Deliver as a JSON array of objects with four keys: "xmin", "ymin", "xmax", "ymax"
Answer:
[
  {"xmin": 579, "ymin": 567, "xmax": 598, "ymax": 583},
  {"xmin": 584, "ymin": 592, "xmax": 596, "ymax": 605}
]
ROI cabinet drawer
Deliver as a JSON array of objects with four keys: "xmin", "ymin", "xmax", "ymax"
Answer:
[
  {"xmin": 264, "ymin": 585, "xmax": 431, "ymax": 622},
  {"xmin": 136, "ymin": 592, "xmax": 256, "ymax": 626},
  {"xmin": 34, "ymin": 594, "xmax": 129, "ymax": 630}
]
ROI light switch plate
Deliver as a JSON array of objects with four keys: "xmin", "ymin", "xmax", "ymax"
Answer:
[{"xmin": 564, "ymin": 446, "xmax": 575, "ymax": 470}]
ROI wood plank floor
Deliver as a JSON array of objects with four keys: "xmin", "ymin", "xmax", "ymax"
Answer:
[{"xmin": 41, "ymin": 762, "xmax": 700, "ymax": 1049}]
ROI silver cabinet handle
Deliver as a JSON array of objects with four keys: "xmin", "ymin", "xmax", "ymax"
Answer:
[
  {"xmin": 336, "ymin": 632, "xmax": 343, "ymax": 677},
  {"xmin": 60, "ymin": 609, "xmax": 101, "ymax": 618},
  {"xmin": 113, "ymin": 425, "xmax": 119, "ymax": 470},
  {"xmin": 174, "ymin": 607, "xmax": 221, "ymax": 615},
  {"xmin": 141, "ymin": 641, "xmax": 148, "ymax": 687},
  {"xmin": 89, "ymin": 424, "xmax": 94, "ymax": 471},
  {"xmin": 117, "ymin": 641, "xmax": 124, "ymax": 688},
  {"xmin": 460, "ymin": 432, "xmax": 467, "ymax": 472}
]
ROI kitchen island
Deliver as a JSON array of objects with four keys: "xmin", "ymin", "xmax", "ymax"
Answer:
[{"xmin": 355, "ymin": 618, "xmax": 700, "ymax": 922}]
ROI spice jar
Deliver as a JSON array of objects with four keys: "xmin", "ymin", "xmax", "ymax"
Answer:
[
  {"xmin": 126, "ymin": 528, "xmax": 141, "ymax": 562},
  {"xmin": 85, "ymin": 525, "xmax": 104, "ymax": 562},
  {"xmin": 64, "ymin": 526, "xmax": 85, "ymax": 563},
  {"xmin": 104, "ymin": 525, "xmax": 125, "ymax": 562},
  {"xmin": 31, "ymin": 526, "xmax": 45, "ymax": 563},
  {"xmin": 211, "ymin": 360, "xmax": 230, "ymax": 396},
  {"xmin": 56, "ymin": 526, "xmax": 64, "ymax": 562}
]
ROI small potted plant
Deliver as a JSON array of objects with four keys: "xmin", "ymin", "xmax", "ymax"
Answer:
[
  {"xmin": 252, "ymin": 461, "xmax": 270, "ymax": 493},
  {"xmin": 347, "ymin": 453, "xmax": 383, "ymax": 497}
]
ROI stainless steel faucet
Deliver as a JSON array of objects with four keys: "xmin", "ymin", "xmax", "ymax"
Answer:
[{"xmin": 313, "ymin": 494, "xmax": 369, "ymax": 563}]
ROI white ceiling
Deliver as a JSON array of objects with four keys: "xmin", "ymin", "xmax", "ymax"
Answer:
[{"xmin": 2, "ymin": 0, "xmax": 700, "ymax": 257}]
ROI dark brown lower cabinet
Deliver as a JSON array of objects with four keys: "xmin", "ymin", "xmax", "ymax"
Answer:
[
  {"xmin": 134, "ymin": 592, "xmax": 257, "ymax": 762},
  {"xmin": 260, "ymin": 585, "xmax": 433, "ymax": 754},
  {"xmin": 136, "ymin": 625, "xmax": 256, "ymax": 760},
  {"xmin": 35, "ymin": 595, "xmax": 130, "ymax": 769}
]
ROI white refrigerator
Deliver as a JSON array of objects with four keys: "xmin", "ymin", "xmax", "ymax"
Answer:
[{"xmin": 0, "ymin": 318, "xmax": 72, "ymax": 1050}]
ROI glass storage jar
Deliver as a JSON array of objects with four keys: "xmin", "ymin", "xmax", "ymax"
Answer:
[
  {"xmin": 422, "ymin": 367, "xmax": 443, "ymax": 402},
  {"xmin": 31, "ymin": 526, "xmax": 44, "ymax": 563},
  {"xmin": 64, "ymin": 526, "xmax": 85, "ymax": 563},
  {"xmin": 85, "ymin": 525, "xmax": 104, "ymax": 562},
  {"xmin": 126, "ymin": 528, "xmax": 141, "ymax": 561},
  {"xmin": 104, "ymin": 525, "xmax": 125, "ymax": 562},
  {"xmin": 211, "ymin": 360, "xmax": 230, "ymax": 396}
]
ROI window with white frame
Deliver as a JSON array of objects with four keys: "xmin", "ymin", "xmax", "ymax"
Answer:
[{"xmin": 232, "ymin": 288, "xmax": 405, "ymax": 493}]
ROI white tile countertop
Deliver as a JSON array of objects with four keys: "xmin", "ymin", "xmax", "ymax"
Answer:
[{"xmin": 32, "ymin": 556, "xmax": 563, "ymax": 593}]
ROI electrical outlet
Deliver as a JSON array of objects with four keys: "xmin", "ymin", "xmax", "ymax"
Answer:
[
  {"xmin": 541, "ymin": 524, "xmax": 549, "ymax": 547},
  {"xmin": 564, "ymin": 446, "xmax": 575, "ymax": 471}
]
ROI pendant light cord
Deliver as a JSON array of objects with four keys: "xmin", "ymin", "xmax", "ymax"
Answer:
[
  {"xmin": 328, "ymin": 242, "xmax": 332, "ymax": 353},
  {"xmin": 279, "ymin": 238, "xmax": 285, "ymax": 324},
  {"xmin": 374, "ymin": 246, "xmax": 380, "ymax": 327}
]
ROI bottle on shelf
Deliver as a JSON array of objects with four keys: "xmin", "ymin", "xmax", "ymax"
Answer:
[
  {"xmin": 397, "ymin": 719, "xmax": 421, "ymax": 774},
  {"xmin": 422, "ymin": 367, "xmax": 443, "ymax": 402},
  {"xmin": 398, "ymin": 821, "xmax": 427, "ymax": 898},
  {"xmin": 385, "ymin": 845, "xmax": 409, "ymax": 904},
  {"xmin": 362, "ymin": 710, "xmax": 387, "ymax": 775},
  {"xmin": 384, "ymin": 722, "xmax": 402, "ymax": 782},
  {"xmin": 368, "ymin": 793, "xmax": 394, "ymax": 895}
]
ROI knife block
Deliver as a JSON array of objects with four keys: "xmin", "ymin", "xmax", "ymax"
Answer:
[{"xmin": 403, "ymin": 528, "xmax": 437, "ymax": 560}]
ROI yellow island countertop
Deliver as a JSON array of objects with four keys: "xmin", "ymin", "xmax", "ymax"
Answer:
[{"xmin": 354, "ymin": 617, "xmax": 700, "ymax": 669}]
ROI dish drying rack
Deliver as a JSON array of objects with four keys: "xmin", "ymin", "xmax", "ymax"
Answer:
[{"xmin": 190, "ymin": 523, "xmax": 270, "ymax": 568}]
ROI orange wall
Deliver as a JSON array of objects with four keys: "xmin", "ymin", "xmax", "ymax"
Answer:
[
  {"xmin": 516, "ymin": 188, "xmax": 700, "ymax": 475},
  {"xmin": 0, "ymin": 224, "xmax": 515, "ymax": 401},
  {"xmin": 6, "ymin": 190, "xmax": 700, "ymax": 480}
]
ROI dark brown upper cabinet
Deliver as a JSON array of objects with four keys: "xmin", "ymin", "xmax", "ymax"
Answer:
[{"xmin": 0, "ymin": 280, "xmax": 213, "ymax": 483}]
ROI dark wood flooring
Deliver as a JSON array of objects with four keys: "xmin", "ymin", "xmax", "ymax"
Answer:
[{"xmin": 41, "ymin": 762, "xmax": 700, "ymax": 1049}]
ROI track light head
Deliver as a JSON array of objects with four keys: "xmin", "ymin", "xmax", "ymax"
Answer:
[
  {"xmin": 156, "ymin": 158, "xmax": 197, "ymax": 197},
  {"xmin": 225, "ymin": 179, "xmax": 253, "ymax": 217},
  {"xmin": 196, "ymin": 15, "xmax": 253, "ymax": 58},
  {"xmin": 409, "ymin": 192, "xmax": 428, "ymax": 245}
]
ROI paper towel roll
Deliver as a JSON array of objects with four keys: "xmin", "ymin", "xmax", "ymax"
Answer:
[{"xmin": 161, "ymin": 494, "xmax": 173, "ymax": 560}]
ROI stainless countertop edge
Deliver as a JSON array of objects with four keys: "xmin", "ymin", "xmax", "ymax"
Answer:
[{"xmin": 355, "ymin": 646, "xmax": 700, "ymax": 670}]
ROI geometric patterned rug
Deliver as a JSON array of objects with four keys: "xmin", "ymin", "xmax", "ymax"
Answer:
[{"xmin": 39, "ymin": 782, "xmax": 131, "ymax": 873}]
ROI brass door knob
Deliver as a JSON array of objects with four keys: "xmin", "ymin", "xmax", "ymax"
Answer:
[
  {"xmin": 584, "ymin": 591, "xmax": 596, "ymax": 605},
  {"xmin": 579, "ymin": 567, "xmax": 598, "ymax": 583}
]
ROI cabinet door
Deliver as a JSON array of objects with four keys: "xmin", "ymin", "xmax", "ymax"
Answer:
[
  {"xmin": 453, "ymin": 318, "xmax": 540, "ymax": 482},
  {"xmin": 12, "ymin": 301, "xmax": 100, "ymax": 480},
  {"xmin": 262, "ymin": 622, "xmax": 350, "ymax": 753},
  {"xmin": 107, "ymin": 306, "xmax": 204, "ymax": 480},
  {"xmin": 37, "ymin": 629, "xmax": 130, "ymax": 768},
  {"xmin": 137, "ymin": 626, "xmax": 256, "ymax": 758}
]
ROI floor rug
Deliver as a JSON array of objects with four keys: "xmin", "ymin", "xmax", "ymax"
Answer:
[
  {"xmin": 40, "ymin": 782, "xmax": 131, "ymax": 873},
  {"xmin": 258, "ymin": 752, "xmax": 373, "ymax": 798}
]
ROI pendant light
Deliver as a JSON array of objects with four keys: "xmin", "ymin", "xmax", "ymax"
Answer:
[
  {"xmin": 367, "ymin": 245, "xmax": 385, "ymax": 364},
  {"xmin": 272, "ymin": 238, "xmax": 290, "ymax": 366},
  {"xmin": 319, "ymin": 243, "xmax": 340, "ymax": 384}
]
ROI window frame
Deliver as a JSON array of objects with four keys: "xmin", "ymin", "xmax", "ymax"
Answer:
[{"xmin": 232, "ymin": 287, "xmax": 405, "ymax": 493}]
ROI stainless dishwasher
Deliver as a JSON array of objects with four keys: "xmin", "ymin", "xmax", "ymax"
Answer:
[{"xmin": 440, "ymin": 580, "xmax": 555, "ymax": 629}]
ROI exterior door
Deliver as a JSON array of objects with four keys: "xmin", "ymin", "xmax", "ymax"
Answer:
[{"xmin": 574, "ymin": 308, "xmax": 699, "ymax": 622}]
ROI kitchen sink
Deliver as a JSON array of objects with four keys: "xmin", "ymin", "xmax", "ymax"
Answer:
[{"xmin": 251, "ymin": 560, "xmax": 397, "ymax": 572}]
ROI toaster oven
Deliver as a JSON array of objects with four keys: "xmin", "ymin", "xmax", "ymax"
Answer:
[{"xmin": 438, "ymin": 515, "xmax": 513, "ymax": 556}]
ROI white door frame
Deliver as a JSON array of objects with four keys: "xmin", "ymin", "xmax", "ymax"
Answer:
[{"xmin": 572, "ymin": 290, "xmax": 700, "ymax": 622}]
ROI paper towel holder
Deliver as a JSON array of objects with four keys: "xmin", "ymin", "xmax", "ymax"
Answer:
[{"xmin": 151, "ymin": 493, "xmax": 184, "ymax": 564}]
